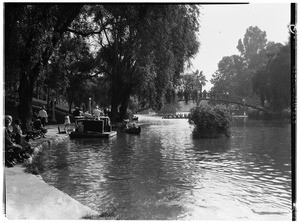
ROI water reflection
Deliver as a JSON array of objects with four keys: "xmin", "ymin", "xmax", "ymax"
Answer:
[{"xmin": 35, "ymin": 115, "xmax": 292, "ymax": 220}]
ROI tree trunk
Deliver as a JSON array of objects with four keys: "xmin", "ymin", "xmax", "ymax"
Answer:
[
  {"xmin": 47, "ymin": 87, "xmax": 50, "ymax": 112},
  {"xmin": 119, "ymin": 86, "xmax": 132, "ymax": 121},
  {"xmin": 68, "ymin": 94, "xmax": 74, "ymax": 114},
  {"xmin": 15, "ymin": 5, "xmax": 83, "ymax": 128},
  {"xmin": 196, "ymin": 93, "xmax": 201, "ymax": 107},
  {"xmin": 110, "ymin": 100, "xmax": 119, "ymax": 124},
  {"xmin": 18, "ymin": 71, "xmax": 34, "ymax": 130},
  {"xmin": 109, "ymin": 80, "xmax": 123, "ymax": 123},
  {"xmin": 68, "ymin": 100, "xmax": 73, "ymax": 113}
]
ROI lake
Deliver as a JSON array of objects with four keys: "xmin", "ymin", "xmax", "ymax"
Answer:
[{"xmin": 35, "ymin": 115, "xmax": 292, "ymax": 220}]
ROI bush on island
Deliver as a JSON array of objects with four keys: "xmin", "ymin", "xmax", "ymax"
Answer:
[{"xmin": 188, "ymin": 105, "xmax": 231, "ymax": 139}]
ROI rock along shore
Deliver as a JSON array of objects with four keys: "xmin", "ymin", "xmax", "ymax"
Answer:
[{"xmin": 4, "ymin": 124, "xmax": 99, "ymax": 220}]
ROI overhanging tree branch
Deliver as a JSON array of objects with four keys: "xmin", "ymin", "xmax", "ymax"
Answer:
[{"xmin": 66, "ymin": 26, "xmax": 111, "ymax": 37}]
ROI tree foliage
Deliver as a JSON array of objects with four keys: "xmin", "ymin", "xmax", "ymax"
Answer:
[
  {"xmin": 252, "ymin": 43, "xmax": 291, "ymax": 112},
  {"xmin": 88, "ymin": 4, "xmax": 201, "ymax": 122},
  {"xmin": 5, "ymin": 4, "xmax": 83, "ymax": 126},
  {"xmin": 237, "ymin": 26, "xmax": 267, "ymax": 71},
  {"xmin": 48, "ymin": 33, "xmax": 96, "ymax": 111},
  {"xmin": 211, "ymin": 55, "xmax": 247, "ymax": 96},
  {"xmin": 178, "ymin": 70, "xmax": 206, "ymax": 104},
  {"xmin": 211, "ymin": 26, "xmax": 268, "ymax": 99},
  {"xmin": 210, "ymin": 25, "xmax": 290, "ymax": 113},
  {"xmin": 5, "ymin": 3, "xmax": 201, "ymax": 124}
]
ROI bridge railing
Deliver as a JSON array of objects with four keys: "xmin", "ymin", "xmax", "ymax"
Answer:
[
  {"xmin": 198, "ymin": 92, "xmax": 240, "ymax": 102},
  {"xmin": 137, "ymin": 92, "xmax": 267, "ymax": 113}
]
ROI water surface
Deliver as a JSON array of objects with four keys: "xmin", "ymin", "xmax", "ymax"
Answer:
[{"xmin": 36, "ymin": 115, "xmax": 292, "ymax": 220}]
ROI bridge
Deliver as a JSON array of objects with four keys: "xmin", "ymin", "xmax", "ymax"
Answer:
[{"xmin": 137, "ymin": 92, "xmax": 267, "ymax": 113}]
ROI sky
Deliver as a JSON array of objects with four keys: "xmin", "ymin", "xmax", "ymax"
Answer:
[{"xmin": 190, "ymin": 3, "xmax": 291, "ymax": 91}]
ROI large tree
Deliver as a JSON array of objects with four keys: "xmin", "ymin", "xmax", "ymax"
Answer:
[
  {"xmin": 5, "ymin": 4, "xmax": 83, "ymax": 127},
  {"xmin": 252, "ymin": 43, "xmax": 291, "ymax": 112},
  {"xmin": 89, "ymin": 4, "xmax": 200, "ymax": 122},
  {"xmin": 211, "ymin": 26, "xmax": 269, "ymax": 100},
  {"xmin": 5, "ymin": 4, "xmax": 201, "ymax": 124},
  {"xmin": 178, "ymin": 70, "xmax": 207, "ymax": 103},
  {"xmin": 237, "ymin": 26, "xmax": 267, "ymax": 71},
  {"xmin": 48, "ymin": 33, "xmax": 96, "ymax": 112},
  {"xmin": 211, "ymin": 55, "xmax": 247, "ymax": 96}
]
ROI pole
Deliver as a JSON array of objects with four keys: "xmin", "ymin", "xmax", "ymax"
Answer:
[
  {"xmin": 89, "ymin": 98, "xmax": 92, "ymax": 114},
  {"xmin": 243, "ymin": 98, "xmax": 246, "ymax": 116},
  {"xmin": 51, "ymin": 99, "xmax": 56, "ymax": 122}
]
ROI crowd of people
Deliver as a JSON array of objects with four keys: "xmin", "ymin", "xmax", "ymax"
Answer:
[
  {"xmin": 5, "ymin": 116, "xmax": 33, "ymax": 167},
  {"xmin": 5, "ymin": 106, "xmax": 49, "ymax": 167},
  {"xmin": 72, "ymin": 105, "xmax": 110, "ymax": 121},
  {"xmin": 5, "ymin": 104, "xmax": 113, "ymax": 167}
]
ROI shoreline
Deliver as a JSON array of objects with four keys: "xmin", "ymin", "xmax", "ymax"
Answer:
[{"xmin": 4, "ymin": 124, "xmax": 100, "ymax": 220}]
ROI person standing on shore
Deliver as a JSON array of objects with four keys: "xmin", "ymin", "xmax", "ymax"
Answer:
[
  {"xmin": 38, "ymin": 106, "xmax": 48, "ymax": 127},
  {"xmin": 64, "ymin": 113, "xmax": 71, "ymax": 131}
]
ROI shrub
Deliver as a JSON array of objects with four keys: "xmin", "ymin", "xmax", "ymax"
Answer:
[
  {"xmin": 282, "ymin": 107, "xmax": 291, "ymax": 120},
  {"xmin": 188, "ymin": 105, "xmax": 231, "ymax": 138},
  {"xmin": 248, "ymin": 107, "xmax": 291, "ymax": 121}
]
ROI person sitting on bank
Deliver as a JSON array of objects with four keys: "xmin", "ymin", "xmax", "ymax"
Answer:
[
  {"xmin": 5, "ymin": 116, "xmax": 25, "ymax": 167},
  {"xmin": 13, "ymin": 119, "xmax": 34, "ymax": 155},
  {"xmin": 13, "ymin": 119, "xmax": 23, "ymax": 136},
  {"xmin": 33, "ymin": 118, "xmax": 47, "ymax": 136},
  {"xmin": 38, "ymin": 106, "xmax": 48, "ymax": 127}
]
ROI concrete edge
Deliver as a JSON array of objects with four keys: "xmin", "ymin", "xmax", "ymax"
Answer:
[{"xmin": 5, "ymin": 131, "xmax": 100, "ymax": 220}]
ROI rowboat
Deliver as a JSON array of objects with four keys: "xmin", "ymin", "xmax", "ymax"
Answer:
[{"xmin": 124, "ymin": 126, "xmax": 141, "ymax": 134}]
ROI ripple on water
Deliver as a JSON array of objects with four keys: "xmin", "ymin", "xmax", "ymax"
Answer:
[{"xmin": 36, "ymin": 116, "xmax": 292, "ymax": 220}]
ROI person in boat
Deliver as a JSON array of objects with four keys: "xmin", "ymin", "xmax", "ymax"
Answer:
[
  {"xmin": 132, "ymin": 122, "xmax": 141, "ymax": 130},
  {"xmin": 129, "ymin": 122, "xmax": 139, "ymax": 129},
  {"xmin": 93, "ymin": 105, "xmax": 103, "ymax": 120},
  {"xmin": 83, "ymin": 110, "xmax": 93, "ymax": 119},
  {"xmin": 127, "ymin": 109, "xmax": 134, "ymax": 122},
  {"xmin": 73, "ymin": 107, "xmax": 81, "ymax": 117},
  {"xmin": 104, "ymin": 107, "xmax": 109, "ymax": 116},
  {"xmin": 123, "ymin": 120, "xmax": 129, "ymax": 129}
]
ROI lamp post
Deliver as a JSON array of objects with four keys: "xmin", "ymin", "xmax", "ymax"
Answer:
[
  {"xmin": 242, "ymin": 98, "xmax": 246, "ymax": 116},
  {"xmin": 51, "ymin": 99, "xmax": 56, "ymax": 123},
  {"xmin": 89, "ymin": 98, "xmax": 92, "ymax": 114}
]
